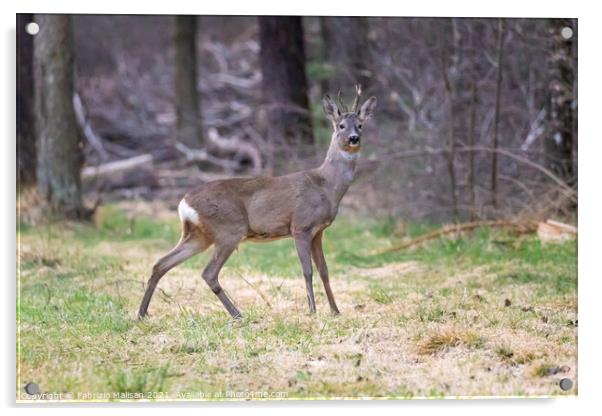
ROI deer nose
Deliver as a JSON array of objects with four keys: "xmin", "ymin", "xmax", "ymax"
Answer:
[{"xmin": 349, "ymin": 135, "xmax": 360, "ymax": 144}]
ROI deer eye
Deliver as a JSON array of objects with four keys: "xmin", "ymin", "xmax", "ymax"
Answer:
[
  {"xmin": 358, "ymin": 124, "xmax": 363, "ymax": 129},
  {"xmin": 338, "ymin": 124, "xmax": 345, "ymax": 130}
]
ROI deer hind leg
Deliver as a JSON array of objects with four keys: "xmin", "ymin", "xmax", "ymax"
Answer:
[
  {"xmin": 201, "ymin": 240, "xmax": 242, "ymax": 319},
  {"xmin": 138, "ymin": 226, "xmax": 209, "ymax": 319}
]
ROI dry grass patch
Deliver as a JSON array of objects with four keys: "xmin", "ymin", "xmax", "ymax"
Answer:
[
  {"xmin": 355, "ymin": 261, "xmax": 422, "ymax": 279},
  {"xmin": 417, "ymin": 326, "xmax": 485, "ymax": 355},
  {"xmin": 494, "ymin": 342, "xmax": 543, "ymax": 366}
]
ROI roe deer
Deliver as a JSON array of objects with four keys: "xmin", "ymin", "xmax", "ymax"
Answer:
[{"xmin": 138, "ymin": 85, "xmax": 377, "ymax": 319}]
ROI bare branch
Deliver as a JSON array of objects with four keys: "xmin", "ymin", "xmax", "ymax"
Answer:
[
  {"xmin": 207, "ymin": 128, "xmax": 262, "ymax": 174},
  {"xmin": 351, "ymin": 84, "xmax": 362, "ymax": 113},
  {"xmin": 521, "ymin": 108, "xmax": 547, "ymax": 151},
  {"xmin": 73, "ymin": 93, "xmax": 109, "ymax": 161},
  {"xmin": 81, "ymin": 154, "xmax": 153, "ymax": 180},
  {"xmin": 362, "ymin": 145, "xmax": 576, "ymax": 202},
  {"xmin": 174, "ymin": 141, "xmax": 240, "ymax": 171},
  {"xmin": 336, "ymin": 90, "xmax": 348, "ymax": 113}
]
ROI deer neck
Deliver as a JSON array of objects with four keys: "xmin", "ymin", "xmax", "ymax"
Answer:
[{"xmin": 318, "ymin": 133, "xmax": 359, "ymax": 206}]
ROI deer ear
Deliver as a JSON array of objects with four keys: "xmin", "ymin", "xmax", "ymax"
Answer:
[
  {"xmin": 358, "ymin": 96, "xmax": 377, "ymax": 122},
  {"xmin": 323, "ymin": 95, "xmax": 341, "ymax": 122}
]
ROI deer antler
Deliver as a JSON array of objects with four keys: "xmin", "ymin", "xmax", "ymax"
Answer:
[
  {"xmin": 336, "ymin": 90, "xmax": 349, "ymax": 113},
  {"xmin": 351, "ymin": 84, "xmax": 362, "ymax": 113}
]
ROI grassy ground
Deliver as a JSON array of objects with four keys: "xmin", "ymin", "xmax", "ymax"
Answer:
[{"xmin": 17, "ymin": 201, "xmax": 577, "ymax": 401}]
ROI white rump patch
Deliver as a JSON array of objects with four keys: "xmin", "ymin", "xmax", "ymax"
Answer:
[{"xmin": 178, "ymin": 198, "xmax": 199, "ymax": 224}]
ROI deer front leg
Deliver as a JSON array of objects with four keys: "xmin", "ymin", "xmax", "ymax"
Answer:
[
  {"xmin": 294, "ymin": 235, "xmax": 316, "ymax": 313},
  {"xmin": 201, "ymin": 242, "xmax": 242, "ymax": 319},
  {"xmin": 311, "ymin": 231, "xmax": 340, "ymax": 315}
]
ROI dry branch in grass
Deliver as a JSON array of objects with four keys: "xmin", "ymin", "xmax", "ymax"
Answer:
[
  {"xmin": 545, "ymin": 219, "xmax": 577, "ymax": 234},
  {"xmin": 237, "ymin": 273, "xmax": 273, "ymax": 309},
  {"xmin": 381, "ymin": 220, "xmax": 538, "ymax": 254},
  {"xmin": 537, "ymin": 219, "xmax": 577, "ymax": 243}
]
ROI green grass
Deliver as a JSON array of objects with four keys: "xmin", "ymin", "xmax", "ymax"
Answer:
[
  {"xmin": 107, "ymin": 365, "xmax": 171, "ymax": 394},
  {"xmin": 368, "ymin": 284, "xmax": 395, "ymax": 305},
  {"xmin": 17, "ymin": 202, "xmax": 578, "ymax": 400}
]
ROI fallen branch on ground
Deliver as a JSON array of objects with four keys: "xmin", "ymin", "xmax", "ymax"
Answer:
[
  {"xmin": 380, "ymin": 220, "xmax": 538, "ymax": 254},
  {"xmin": 81, "ymin": 153, "xmax": 153, "ymax": 180},
  {"xmin": 207, "ymin": 128, "xmax": 262, "ymax": 174},
  {"xmin": 545, "ymin": 219, "xmax": 577, "ymax": 234},
  {"xmin": 537, "ymin": 219, "xmax": 577, "ymax": 243},
  {"xmin": 174, "ymin": 127, "xmax": 262, "ymax": 174},
  {"xmin": 174, "ymin": 141, "xmax": 240, "ymax": 170}
]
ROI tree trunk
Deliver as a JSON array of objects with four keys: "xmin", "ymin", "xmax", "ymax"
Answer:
[
  {"xmin": 318, "ymin": 17, "xmax": 332, "ymax": 97},
  {"xmin": 321, "ymin": 17, "xmax": 372, "ymax": 92},
  {"xmin": 545, "ymin": 19, "xmax": 576, "ymax": 185},
  {"xmin": 174, "ymin": 15, "xmax": 202, "ymax": 148},
  {"xmin": 467, "ymin": 25, "xmax": 479, "ymax": 221},
  {"xmin": 439, "ymin": 20, "xmax": 459, "ymax": 222},
  {"xmin": 258, "ymin": 16, "xmax": 313, "ymax": 159},
  {"xmin": 34, "ymin": 14, "xmax": 86, "ymax": 218},
  {"xmin": 490, "ymin": 19, "xmax": 505, "ymax": 210},
  {"xmin": 17, "ymin": 14, "xmax": 36, "ymax": 187}
]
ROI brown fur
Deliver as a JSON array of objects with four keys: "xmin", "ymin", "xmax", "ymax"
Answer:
[
  {"xmin": 138, "ymin": 89, "xmax": 377, "ymax": 319},
  {"xmin": 184, "ymin": 171, "xmax": 335, "ymax": 244}
]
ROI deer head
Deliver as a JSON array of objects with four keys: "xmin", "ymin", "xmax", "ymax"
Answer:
[{"xmin": 323, "ymin": 85, "xmax": 377, "ymax": 153}]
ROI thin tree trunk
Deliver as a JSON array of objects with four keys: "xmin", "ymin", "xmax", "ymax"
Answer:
[
  {"xmin": 440, "ymin": 20, "xmax": 459, "ymax": 222},
  {"xmin": 467, "ymin": 25, "xmax": 478, "ymax": 221},
  {"xmin": 490, "ymin": 18, "xmax": 505, "ymax": 210},
  {"xmin": 320, "ymin": 16, "xmax": 372, "ymax": 91},
  {"xmin": 318, "ymin": 17, "xmax": 331, "ymax": 97},
  {"xmin": 545, "ymin": 18, "xmax": 575, "ymax": 185},
  {"xmin": 174, "ymin": 15, "xmax": 202, "ymax": 148},
  {"xmin": 258, "ymin": 16, "xmax": 313, "ymax": 167},
  {"xmin": 34, "ymin": 14, "xmax": 87, "ymax": 218},
  {"xmin": 17, "ymin": 14, "xmax": 36, "ymax": 187}
]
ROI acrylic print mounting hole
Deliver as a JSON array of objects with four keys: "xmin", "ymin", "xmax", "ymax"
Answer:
[
  {"xmin": 25, "ymin": 22, "xmax": 39, "ymax": 35},
  {"xmin": 561, "ymin": 26, "xmax": 573, "ymax": 39}
]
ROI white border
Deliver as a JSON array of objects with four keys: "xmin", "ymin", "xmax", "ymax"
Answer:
[{"xmin": 2, "ymin": 1, "xmax": 600, "ymax": 415}]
